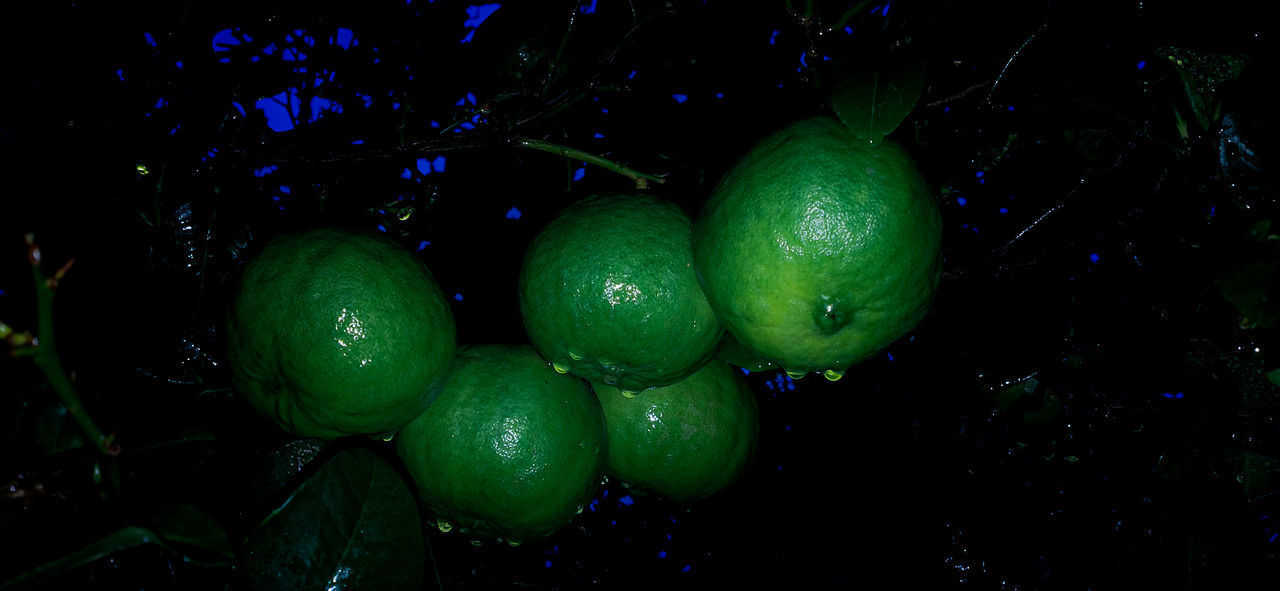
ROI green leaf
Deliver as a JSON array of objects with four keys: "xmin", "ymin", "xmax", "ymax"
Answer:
[
  {"xmin": 1217, "ymin": 260, "xmax": 1280, "ymax": 329},
  {"xmin": 151, "ymin": 501, "xmax": 233, "ymax": 559},
  {"xmin": 239, "ymin": 448, "xmax": 428, "ymax": 591},
  {"xmin": 0, "ymin": 527, "xmax": 167, "ymax": 591},
  {"xmin": 829, "ymin": 61, "xmax": 925, "ymax": 145},
  {"xmin": 1157, "ymin": 47, "xmax": 1248, "ymax": 130}
]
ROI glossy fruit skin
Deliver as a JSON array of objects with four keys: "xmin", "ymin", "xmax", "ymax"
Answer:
[
  {"xmin": 592, "ymin": 360, "xmax": 759, "ymax": 503},
  {"xmin": 519, "ymin": 193, "xmax": 723, "ymax": 392},
  {"xmin": 395, "ymin": 344, "xmax": 607, "ymax": 540},
  {"xmin": 226, "ymin": 228, "xmax": 456, "ymax": 440},
  {"xmin": 693, "ymin": 117, "xmax": 943, "ymax": 375}
]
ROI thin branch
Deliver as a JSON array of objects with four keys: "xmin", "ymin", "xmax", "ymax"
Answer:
[
  {"xmin": 516, "ymin": 137, "xmax": 665, "ymax": 188},
  {"xmin": 984, "ymin": 22, "xmax": 1047, "ymax": 106},
  {"xmin": 20, "ymin": 234, "xmax": 119, "ymax": 456}
]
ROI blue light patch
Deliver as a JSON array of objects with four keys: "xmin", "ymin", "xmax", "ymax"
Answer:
[
  {"xmin": 115, "ymin": 69, "xmax": 125, "ymax": 81},
  {"xmin": 672, "ymin": 93, "xmax": 688, "ymax": 104},
  {"xmin": 658, "ymin": 551, "xmax": 667, "ymax": 558},
  {"xmin": 593, "ymin": 132, "xmax": 605, "ymax": 139},
  {"xmin": 768, "ymin": 30, "xmax": 780, "ymax": 45},
  {"xmin": 417, "ymin": 158, "xmax": 432, "ymax": 176},
  {"xmin": 1161, "ymin": 391, "xmax": 1184, "ymax": 399},
  {"xmin": 144, "ymin": 32, "xmax": 157, "ymax": 47},
  {"xmin": 618, "ymin": 495, "xmax": 634, "ymax": 506},
  {"xmin": 581, "ymin": 0, "xmax": 597, "ymax": 14},
  {"xmin": 1090, "ymin": 253, "xmax": 1100, "ymax": 263},
  {"xmin": 377, "ymin": 224, "xmax": 387, "ymax": 232},
  {"xmin": 506, "ymin": 206, "xmax": 522, "ymax": 220},
  {"xmin": 279, "ymin": 185, "xmax": 291, "ymax": 194},
  {"xmin": 545, "ymin": 560, "xmax": 553, "ymax": 568},
  {"xmin": 212, "ymin": 28, "xmax": 241, "ymax": 52},
  {"xmin": 310, "ymin": 97, "xmax": 342, "ymax": 122},
  {"xmin": 460, "ymin": 3, "xmax": 501, "ymax": 43},
  {"xmin": 1136, "ymin": 60, "xmax": 1146, "ymax": 70},
  {"xmin": 573, "ymin": 167, "xmax": 586, "ymax": 181},
  {"xmin": 417, "ymin": 240, "xmax": 431, "ymax": 251},
  {"xmin": 253, "ymin": 164, "xmax": 278, "ymax": 177},
  {"xmin": 232, "ymin": 101, "xmax": 245, "ymax": 116},
  {"xmin": 402, "ymin": 168, "xmax": 413, "ymax": 179},
  {"xmin": 351, "ymin": 139, "xmax": 364, "ymax": 144},
  {"xmin": 255, "ymin": 89, "xmax": 302, "ymax": 132},
  {"xmin": 282, "ymin": 47, "xmax": 307, "ymax": 62},
  {"xmin": 174, "ymin": 60, "xmax": 183, "ymax": 70},
  {"xmin": 956, "ymin": 197, "xmax": 967, "ymax": 206},
  {"xmin": 334, "ymin": 27, "xmax": 356, "ymax": 49},
  {"xmin": 454, "ymin": 292, "xmax": 464, "ymax": 301},
  {"xmin": 154, "ymin": 97, "xmax": 168, "ymax": 109},
  {"xmin": 431, "ymin": 156, "xmax": 446, "ymax": 172}
]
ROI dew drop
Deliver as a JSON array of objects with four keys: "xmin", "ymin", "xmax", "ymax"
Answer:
[
  {"xmin": 436, "ymin": 519, "xmax": 454, "ymax": 533},
  {"xmin": 507, "ymin": 538, "xmax": 522, "ymax": 547},
  {"xmin": 785, "ymin": 369, "xmax": 807, "ymax": 379},
  {"xmin": 552, "ymin": 362, "xmax": 571, "ymax": 374},
  {"xmin": 381, "ymin": 433, "xmax": 395, "ymax": 442},
  {"xmin": 621, "ymin": 390, "xmax": 639, "ymax": 398},
  {"xmin": 823, "ymin": 369, "xmax": 845, "ymax": 382},
  {"xmin": 568, "ymin": 351, "xmax": 584, "ymax": 360}
]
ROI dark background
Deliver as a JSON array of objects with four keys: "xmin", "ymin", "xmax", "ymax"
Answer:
[{"xmin": 1, "ymin": 0, "xmax": 1276, "ymax": 589}]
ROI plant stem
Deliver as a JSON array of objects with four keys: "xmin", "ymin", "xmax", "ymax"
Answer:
[
  {"xmin": 516, "ymin": 137, "xmax": 664, "ymax": 188},
  {"xmin": 25, "ymin": 239, "xmax": 118, "ymax": 456}
]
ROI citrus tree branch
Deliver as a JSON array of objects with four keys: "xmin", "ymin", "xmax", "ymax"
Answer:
[
  {"xmin": 21, "ymin": 234, "xmax": 119, "ymax": 456},
  {"xmin": 516, "ymin": 137, "xmax": 665, "ymax": 189}
]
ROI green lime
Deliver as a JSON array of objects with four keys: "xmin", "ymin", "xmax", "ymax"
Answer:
[
  {"xmin": 226, "ymin": 228, "xmax": 456, "ymax": 440},
  {"xmin": 592, "ymin": 360, "xmax": 759, "ymax": 503},
  {"xmin": 693, "ymin": 117, "xmax": 942, "ymax": 378},
  {"xmin": 519, "ymin": 193, "xmax": 723, "ymax": 392},
  {"xmin": 395, "ymin": 344, "xmax": 606, "ymax": 540}
]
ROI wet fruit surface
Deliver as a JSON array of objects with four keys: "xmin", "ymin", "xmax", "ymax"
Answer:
[
  {"xmin": 520, "ymin": 193, "xmax": 722, "ymax": 392},
  {"xmin": 693, "ymin": 117, "xmax": 943, "ymax": 377},
  {"xmin": 395, "ymin": 344, "xmax": 607, "ymax": 540},
  {"xmin": 226, "ymin": 228, "xmax": 456, "ymax": 440}
]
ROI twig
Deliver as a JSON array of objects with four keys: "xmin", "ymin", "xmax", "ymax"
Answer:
[
  {"xmin": 984, "ymin": 22, "xmax": 1047, "ymax": 106},
  {"xmin": 19, "ymin": 234, "xmax": 119, "ymax": 456},
  {"xmin": 516, "ymin": 137, "xmax": 665, "ymax": 189}
]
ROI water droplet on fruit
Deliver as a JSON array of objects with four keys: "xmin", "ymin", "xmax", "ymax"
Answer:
[
  {"xmin": 823, "ymin": 369, "xmax": 845, "ymax": 382},
  {"xmin": 436, "ymin": 519, "xmax": 454, "ymax": 533},
  {"xmin": 621, "ymin": 390, "xmax": 639, "ymax": 398},
  {"xmin": 552, "ymin": 362, "xmax": 571, "ymax": 374},
  {"xmin": 381, "ymin": 433, "xmax": 395, "ymax": 442},
  {"xmin": 507, "ymin": 538, "xmax": 522, "ymax": 547},
  {"xmin": 568, "ymin": 351, "xmax": 584, "ymax": 360},
  {"xmin": 785, "ymin": 369, "xmax": 807, "ymax": 379}
]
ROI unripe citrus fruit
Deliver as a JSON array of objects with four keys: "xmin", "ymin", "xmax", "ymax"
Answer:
[
  {"xmin": 592, "ymin": 360, "xmax": 759, "ymax": 503},
  {"xmin": 693, "ymin": 117, "xmax": 942, "ymax": 378},
  {"xmin": 395, "ymin": 344, "xmax": 607, "ymax": 540},
  {"xmin": 519, "ymin": 193, "xmax": 722, "ymax": 392},
  {"xmin": 226, "ymin": 228, "xmax": 456, "ymax": 440}
]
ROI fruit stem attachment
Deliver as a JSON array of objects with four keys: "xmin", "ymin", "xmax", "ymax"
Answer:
[
  {"xmin": 19, "ymin": 234, "xmax": 119, "ymax": 456},
  {"xmin": 515, "ymin": 137, "xmax": 665, "ymax": 189}
]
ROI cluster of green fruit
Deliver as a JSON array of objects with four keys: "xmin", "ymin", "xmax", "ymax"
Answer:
[{"xmin": 225, "ymin": 116, "xmax": 943, "ymax": 542}]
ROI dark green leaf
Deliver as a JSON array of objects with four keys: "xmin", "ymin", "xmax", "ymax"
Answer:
[
  {"xmin": 239, "ymin": 448, "xmax": 427, "ymax": 591},
  {"xmin": 829, "ymin": 61, "xmax": 925, "ymax": 145},
  {"xmin": 1224, "ymin": 449, "xmax": 1280, "ymax": 498},
  {"xmin": 1157, "ymin": 47, "xmax": 1248, "ymax": 130},
  {"xmin": 0, "ymin": 527, "xmax": 166, "ymax": 591},
  {"xmin": 151, "ymin": 502, "xmax": 233, "ymax": 559},
  {"xmin": 1217, "ymin": 260, "xmax": 1280, "ymax": 329}
]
